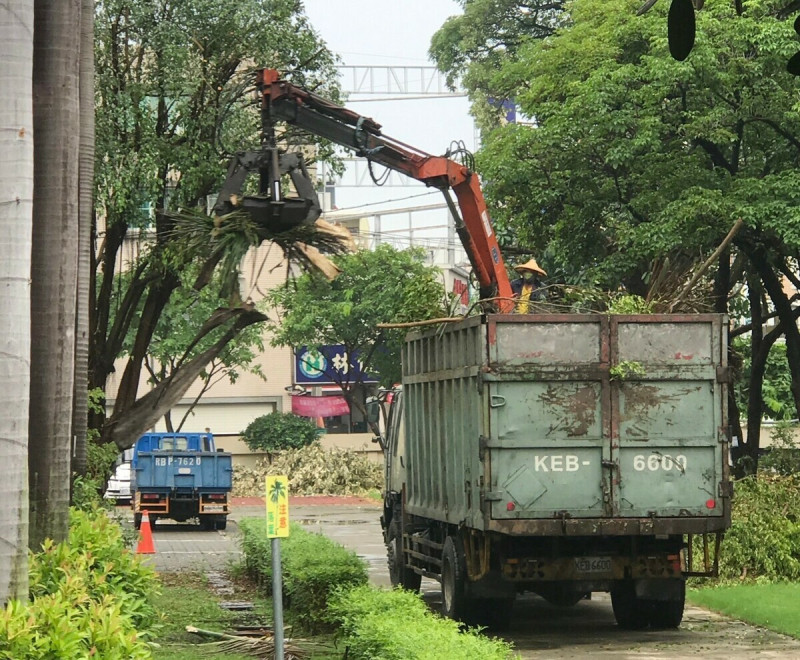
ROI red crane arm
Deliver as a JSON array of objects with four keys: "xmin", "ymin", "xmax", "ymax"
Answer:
[{"xmin": 258, "ymin": 69, "xmax": 513, "ymax": 310}]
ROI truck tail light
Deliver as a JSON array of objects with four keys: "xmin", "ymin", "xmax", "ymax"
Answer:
[
  {"xmin": 207, "ymin": 493, "xmax": 227, "ymax": 501},
  {"xmin": 141, "ymin": 493, "xmax": 161, "ymax": 501}
]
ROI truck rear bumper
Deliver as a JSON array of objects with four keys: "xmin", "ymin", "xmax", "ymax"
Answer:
[{"xmin": 486, "ymin": 516, "xmax": 729, "ymax": 536}]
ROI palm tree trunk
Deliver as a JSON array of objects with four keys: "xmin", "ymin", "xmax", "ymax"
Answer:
[
  {"xmin": 29, "ymin": 0, "xmax": 81, "ymax": 548},
  {"xmin": 71, "ymin": 0, "xmax": 95, "ymax": 478},
  {"xmin": 0, "ymin": 0, "xmax": 34, "ymax": 603}
]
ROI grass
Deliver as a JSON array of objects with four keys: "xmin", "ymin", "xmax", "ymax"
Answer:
[
  {"xmin": 152, "ymin": 570, "xmax": 339, "ymax": 660},
  {"xmin": 688, "ymin": 582, "xmax": 800, "ymax": 638},
  {"xmin": 152, "ymin": 572, "xmax": 270, "ymax": 660}
]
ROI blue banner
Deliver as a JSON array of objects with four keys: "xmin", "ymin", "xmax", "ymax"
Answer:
[{"xmin": 294, "ymin": 345, "xmax": 379, "ymax": 385}]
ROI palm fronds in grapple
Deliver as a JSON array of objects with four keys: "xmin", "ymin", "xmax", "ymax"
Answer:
[{"xmin": 167, "ymin": 208, "xmax": 353, "ymax": 294}]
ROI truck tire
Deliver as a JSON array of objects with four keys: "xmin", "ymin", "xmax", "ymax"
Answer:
[
  {"xmin": 441, "ymin": 536, "xmax": 470, "ymax": 621},
  {"xmin": 387, "ymin": 519, "xmax": 421, "ymax": 592},
  {"xmin": 215, "ymin": 516, "xmax": 228, "ymax": 531},
  {"xmin": 611, "ymin": 581, "xmax": 649, "ymax": 630},
  {"xmin": 134, "ymin": 513, "xmax": 142, "ymax": 530},
  {"xmin": 200, "ymin": 517, "xmax": 215, "ymax": 531},
  {"xmin": 647, "ymin": 581, "xmax": 685, "ymax": 629}
]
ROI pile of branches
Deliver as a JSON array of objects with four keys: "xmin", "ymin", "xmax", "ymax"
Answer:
[{"xmin": 233, "ymin": 442, "xmax": 383, "ymax": 497}]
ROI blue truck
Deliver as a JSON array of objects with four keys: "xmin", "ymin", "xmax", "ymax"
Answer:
[{"xmin": 131, "ymin": 432, "xmax": 233, "ymax": 530}]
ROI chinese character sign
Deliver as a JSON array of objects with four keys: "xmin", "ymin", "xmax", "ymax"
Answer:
[
  {"xmin": 266, "ymin": 475, "xmax": 290, "ymax": 538},
  {"xmin": 294, "ymin": 345, "xmax": 379, "ymax": 385}
]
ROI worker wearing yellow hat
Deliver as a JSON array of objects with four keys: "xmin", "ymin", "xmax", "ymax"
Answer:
[{"xmin": 511, "ymin": 258, "xmax": 547, "ymax": 313}]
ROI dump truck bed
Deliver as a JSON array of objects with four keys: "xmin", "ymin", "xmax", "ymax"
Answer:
[{"xmin": 401, "ymin": 314, "xmax": 730, "ymax": 536}]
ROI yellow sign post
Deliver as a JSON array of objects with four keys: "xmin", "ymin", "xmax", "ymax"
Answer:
[
  {"xmin": 266, "ymin": 475, "xmax": 290, "ymax": 537},
  {"xmin": 266, "ymin": 475, "xmax": 289, "ymax": 660}
]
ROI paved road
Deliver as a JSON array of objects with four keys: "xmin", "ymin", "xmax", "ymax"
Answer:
[{"xmin": 131, "ymin": 502, "xmax": 800, "ymax": 659}]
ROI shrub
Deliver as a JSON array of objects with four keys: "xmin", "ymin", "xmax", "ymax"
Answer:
[
  {"xmin": 239, "ymin": 518, "xmax": 368, "ymax": 632},
  {"xmin": 233, "ymin": 442, "xmax": 383, "ymax": 497},
  {"xmin": 0, "ymin": 508, "xmax": 159, "ymax": 659},
  {"xmin": 759, "ymin": 422, "xmax": 800, "ymax": 476},
  {"xmin": 328, "ymin": 585, "xmax": 515, "ymax": 660},
  {"xmin": 717, "ymin": 474, "xmax": 800, "ymax": 581},
  {"xmin": 241, "ymin": 411, "xmax": 320, "ymax": 452}
]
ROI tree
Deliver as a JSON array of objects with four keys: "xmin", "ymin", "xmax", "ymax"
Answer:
[
  {"xmin": 430, "ymin": 0, "xmax": 567, "ymax": 130},
  {"xmin": 29, "ymin": 0, "xmax": 81, "ymax": 548},
  {"xmin": 241, "ymin": 412, "xmax": 319, "ymax": 453},
  {"xmin": 115, "ymin": 268, "xmax": 267, "ymax": 432},
  {"xmin": 90, "ymin": 0, "xmax": 340, "ymax": 451},
  {"xmin": 72, "ymin": 0, "xmax": 95, "ymax": 479},
  {"xmin": 0, "ymin": 0, "xmax": 34, "ymax": 604},
  {"xmin": 438, "ymin": 0, "xmax": 800, "ymax": 471},
  {"xmin": 267, "ymin": 245, "xmax": 448, "ymax": 417}
]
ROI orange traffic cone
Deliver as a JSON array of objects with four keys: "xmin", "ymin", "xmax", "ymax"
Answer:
[{"xmin": 136, "ymin": 511, "xmax": 156, "ymax": 555}]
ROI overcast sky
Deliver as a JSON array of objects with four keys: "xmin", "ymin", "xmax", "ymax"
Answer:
[{"xmin": 300, "ymin": 1, "xmax": 475, "ymax": 226}]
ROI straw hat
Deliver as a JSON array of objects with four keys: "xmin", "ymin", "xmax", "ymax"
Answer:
[{"xmin": 514, "ymin": 258, "xmax": 547, "ymax": 277}]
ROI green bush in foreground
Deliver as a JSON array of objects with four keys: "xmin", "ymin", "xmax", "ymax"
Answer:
[
  {"xmin": 0, "ymin": 508, "xmax": 159, "ymax": 659},
  {"xmin": 329, "ymin": 585, "xmax": 515, "ymax": 660},
  {"xmin": 239, "ymin": 518, "xmax": 368, "ymax": 632},
  {"xmin": 717, "ymin": 474, "xmax": 800, "ymax": 581}
]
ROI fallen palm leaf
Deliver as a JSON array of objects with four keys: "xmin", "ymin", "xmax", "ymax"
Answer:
[{"xmin": 186, "ymin": 625, "xmax": 328, "ymax": 659}]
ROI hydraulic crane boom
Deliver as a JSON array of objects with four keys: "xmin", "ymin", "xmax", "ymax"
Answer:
[{"xmin": 256, "ymin": 69, "xmax": 513, "ymax": 311}]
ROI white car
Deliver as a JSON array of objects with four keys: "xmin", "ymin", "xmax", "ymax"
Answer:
[{"xmin": 103, "ymin": 462, "xmax": 132, "ymax": 503}]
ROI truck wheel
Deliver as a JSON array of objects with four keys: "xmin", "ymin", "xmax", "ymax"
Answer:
[
  {"xmin": 387, "ymin": 519, "xmax": 421, "ymax": 592},
  {"xmin": 200, "ymin": 517, "xmax": 215, "ymax": 531},
  {"xmin": 215, "ymin": 516, "xmax": 228, "ymax": 531},
  {"xmin": 441, "ymin": 536, "xmax": 470, "ymax": 621},
  {"xmin": 134, "ymin": 513, "xmax": 142, "ymax": 530},
  {"xmin": 611, "ymin": 581, "xmax": 649, "ymax": 630},
  {"xmin": 647, "ymin": 581, "xmax": 685, "ymax": 629}
]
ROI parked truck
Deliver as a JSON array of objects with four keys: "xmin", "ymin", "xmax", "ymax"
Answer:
[
  {"xmin": 375, "ymin": 314, "xmax": 729, "ymax": 629},
  {"xmin": 214, "ymin": 70, "xmax": 730, "ymax": 629},
  {"xmin": 131, "ymin": 431, "xmax": 232, "ymax": 531}
]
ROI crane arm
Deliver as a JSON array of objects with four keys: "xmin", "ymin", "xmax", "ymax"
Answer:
[{"xmin": 258, "ymin": 69, "xmax": 513, "ymax": 310}]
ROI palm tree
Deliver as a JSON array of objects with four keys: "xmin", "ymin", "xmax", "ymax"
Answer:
[
  {"xmin": 269, "ymin": 479, "xmax": 287, "ymax": 504},
  {"xmin": 71, "ymin": 0, "xmax": 95, "ymax": 479},
  {"xmin": 0, "ymin": 0, "xmax": 34, "ymax": 603},
  {"xmin": 29, "ymin": 0, "xmax": 81, "ymax": 548}
]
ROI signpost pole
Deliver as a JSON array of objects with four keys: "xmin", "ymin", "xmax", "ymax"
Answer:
[
  {"xmin": 266, "ymin": 475, "xmax": 290, "ymax": 660},
  {"xmin": 271, "ymin": 538, "xmax": 284, "ymax": 660}
]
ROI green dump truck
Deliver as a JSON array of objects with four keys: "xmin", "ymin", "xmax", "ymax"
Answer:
[{"xmin": 376, "ymin": 313, "xmax": 730, "ymax": 629}]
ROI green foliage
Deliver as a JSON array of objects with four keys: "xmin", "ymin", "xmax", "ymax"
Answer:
[
  {"xmin": 0, "ymin": 508, "xmax": 160, "ymax": 659},
  {"xmin": 609, "ymin": 360, "xmax": 646, "ymax": 381},
  {"xmin": 430, "ymin": 0, "xmax": 566, "ymax": 132},
  {"xmin": 717, "ymin": 474, "xmax": 800, "ymax": 581},
  {"xmin": 232, "ymin": 443, "xmax": 384, "ymax": 497},
  {"xmin": 268, "ymin": 245, "xmax": 448, "ymax": 389},
  {"xmin": 607, "ymin": 294, "xmax": 654, "ymax": 315},
  {"xmin": 240, "ymin": 411, "xmax": 319, "ymax": 452},
  {"xmin": 733, "ymin": 338, "xmax": 797, "ymax": 422},
  {"xmin": 760, "ymin": 422, "xmax": 800, "ymax": 475},
  {"xmin": 238, "ymin": 520, "xmax": 368, "ymax": 633},
  {"xmin": 457, "ymin": 0, "xmax": 800, "ymax": 298},
  {"xmin": 328, "ymin": 585, "xmax": 515, "ymax": 660}
]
